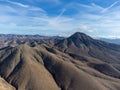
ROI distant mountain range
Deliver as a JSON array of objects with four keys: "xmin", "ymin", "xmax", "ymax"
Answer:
[
  {"xmin": 0, "ymin": 34, "xmax": 64, "ymax": 48},
  {"xmin": 0, "ymin": 32, "xmax": 120, "ymax": 90},
  {"xmin": 99, "ymin": 38, "xmax": 120, "ymax": 44}
]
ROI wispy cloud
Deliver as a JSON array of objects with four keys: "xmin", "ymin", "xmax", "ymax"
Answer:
[
  {"xmin": 0, "ymin": 0, "xmax": 47, "ymax": 17},
  {"xmin": 42, "ymin": 0, "xmax": 61, "ymax": 4},
  {"xmin": 0, "ymin": 0, "xmax": 120, "ymax": 38},
  {"xmin": 28, "ymin": 0, "xmax": 61, "ymax": 5},
  {"xmin": 60, "ymin": 1, "xmax": 120, "ymax": 38},
  {"xmin": 101, "ymin": 0, "xmax": 120, "ymax": 13},
  {"xmin": 5, "ymin": 0, "xmax": 29, "ymax": 8},
  {"xmin": 67, "ymin": 2, "xmax": 104, "ymax": 13}
]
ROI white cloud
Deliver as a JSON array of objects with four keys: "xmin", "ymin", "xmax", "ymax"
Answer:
[
  {"xmin": 5, "ymin": 0, "xmax": 29, "ymax": 8},
  {"xmin": 0, "ymin": 0, "xmax": 120, "ymax": 38},
  {"xmin": 74, "ymin": 24, "xmax": 94, "ymax": 33},
  {"xmin": 96, "ymin": 35, "xmax": 120, "ymax": 39},
  {"xmin": 0, "ymin": 0, "xmax": 47, "ymax": 17},
  {"xmin": 64, "ymin": 2, "xmax": 120, "ymax": 38},
  {"xmin": 101, "ymin": 0, "xmax": 120, "ymax": 13},
  {"xmin": 67, "ymin": 2, "xmax": 104, "ymax": 13}
]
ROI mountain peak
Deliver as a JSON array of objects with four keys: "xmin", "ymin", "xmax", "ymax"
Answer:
[
  {"xmin": 72, "ymin": 32, "xmax": 86, "ymax": 36},
  {"xmin": 69, "ymin": 32, "xmax": 92, "ymax": 40},
  {"xmin": 67, "ymin": 32, "xmax": 93, "ymax": 46}
]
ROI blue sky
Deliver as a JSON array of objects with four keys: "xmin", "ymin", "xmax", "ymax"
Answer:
[{"xmin": 0, "ymin": 0, "xmax": 120, "ymax": 38}]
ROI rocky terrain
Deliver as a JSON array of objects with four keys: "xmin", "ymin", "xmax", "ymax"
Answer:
[{"xmin": 0, "ymin": 32, "xmax": 120, "ymax": 90}]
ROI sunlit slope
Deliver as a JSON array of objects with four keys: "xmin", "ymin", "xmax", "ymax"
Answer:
[{"xmin": 0, "ymin": 44, "xmax": 120, "ymax": 90}]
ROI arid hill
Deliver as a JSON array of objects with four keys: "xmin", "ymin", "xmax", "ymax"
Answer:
[{"xmin": 0, "ymin": 32, "xmax": 120, "ymax": 90}]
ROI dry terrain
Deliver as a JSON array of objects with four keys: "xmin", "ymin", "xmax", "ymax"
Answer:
[{"xmin": 0, "ymin": 32, "xmax": 120, "ymax": 90}]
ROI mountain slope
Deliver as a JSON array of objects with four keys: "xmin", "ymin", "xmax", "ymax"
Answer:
[
  {"xmin": 0, "ymin": 77, "xmax": 15, "ymax": 90},
  {"xmin": 55, "ymin": 32, "xmax": 120, "ymax": 63},
  {"xmin": 0, "ymin": 44, "xmax": 119, "ymax": 90},
  {"xmin": 0, "ymin": 45, "xmax": 60, "ymax": 90},
  {"xmin": 55, "ymin": 32, "xmax": 120, "ymax": 78},
  {"xmin": 0, "ymin": 32, "xmax": 120, "ymax": 90}
]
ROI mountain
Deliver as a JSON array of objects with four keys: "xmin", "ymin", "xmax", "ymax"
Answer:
[
  {"xmin": 99, "ymin": 38, "xmax": 120, "ymax": 45},
  {"xmin": 0, "ymin": 32, "xmax": 120, "ymax": 90},
  {"xmin": 55, "ymin": 32, "xmax": 120, "ymax": 63},
  {"xmin": 0, "ymin": 34, "xmax": 64, "ymax": 48},
  {"xmin": 55, "ymin": 32, "xmax": 120, "ymax": 78}
]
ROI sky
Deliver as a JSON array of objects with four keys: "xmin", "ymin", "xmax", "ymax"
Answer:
[{"xmin": 0, "ymin": 0, "xmax": 120, "ymax": 38}]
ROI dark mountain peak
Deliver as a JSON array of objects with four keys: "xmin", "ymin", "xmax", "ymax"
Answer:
[
  {"xmin": 55, "ymin": 32, "xmax": 95, "ymax": 49},
  {"xmin": 71, "ymin": 32, "xmax": 86, "ymax": 37},
  {"xmin": 68, "ymin": 32, "xmax": 93, "ymax": 42},
  {"xmin": 67, "ymin": 32, "xmax": 94, "ymax": 47}
]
